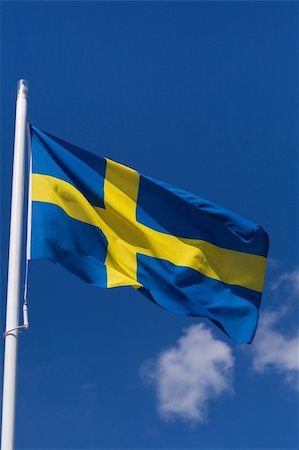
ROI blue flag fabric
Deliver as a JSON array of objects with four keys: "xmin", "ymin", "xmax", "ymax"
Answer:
[{"xmin": 29, "ymin": 125, "xmax": 269, "ymax": 343}]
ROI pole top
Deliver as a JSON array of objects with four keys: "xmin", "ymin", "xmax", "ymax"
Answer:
[{"xmin": 17, "ymin": 79, "xmax": 28, "ymax": 99}]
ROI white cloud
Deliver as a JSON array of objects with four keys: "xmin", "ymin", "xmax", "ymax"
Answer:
[
  {"xmin": 270, "ymin": 266, "xmax": 299, "ymax": 297},
  {"xmin": 140, "ymin": 324, "xmax": 233, "ymax": 423},
  {"xmin": 251, "ymin": 310, "xmax": 299, "ymax": 390},
  {"xmin": 267, "ymin": 257, "xmax": 281, "ymax": 271}
]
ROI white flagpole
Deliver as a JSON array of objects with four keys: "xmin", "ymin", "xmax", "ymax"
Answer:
[{"xmin": 1, "ymin": 80, "xmax": 28, "ymax": 450}]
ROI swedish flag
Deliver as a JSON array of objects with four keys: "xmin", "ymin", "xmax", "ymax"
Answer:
[{"xmin": 29, "ymin": 126, "xmax": 269, "ymax": 344}]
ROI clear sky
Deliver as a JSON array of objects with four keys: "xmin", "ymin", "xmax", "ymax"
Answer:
[{"xmin": 1, "ymin": 2, "xmax": 298, "ymax": 449}]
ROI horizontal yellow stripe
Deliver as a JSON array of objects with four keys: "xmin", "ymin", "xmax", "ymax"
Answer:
[{"xmin": 32, "ymin": 171, "xmax": 267, "ymax": 292}]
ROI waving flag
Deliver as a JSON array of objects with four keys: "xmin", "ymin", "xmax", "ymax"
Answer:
[{"xmin": 29, "ymin": 126, "xmax": 269, "ymax": 343}]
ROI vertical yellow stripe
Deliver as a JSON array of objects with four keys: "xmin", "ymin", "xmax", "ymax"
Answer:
[{"xmin": 103, "ymin": 159, "xmax": 142, "ymax": 287}]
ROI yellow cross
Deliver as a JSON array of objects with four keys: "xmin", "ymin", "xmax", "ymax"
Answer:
[{"xmin": 32, "ymin": 159, "xmax": 266, "ymax": 292}]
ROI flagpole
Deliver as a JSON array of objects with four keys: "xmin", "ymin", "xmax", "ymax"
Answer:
[{"xmin": 1, "ymin": 79, "xmax": 28, "ymax": 450}]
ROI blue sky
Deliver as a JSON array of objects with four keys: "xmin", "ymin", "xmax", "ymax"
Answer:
[{"xmin": 1, "ymin": 2, "xmax": 298, "ymax": 449}]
